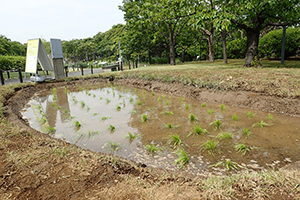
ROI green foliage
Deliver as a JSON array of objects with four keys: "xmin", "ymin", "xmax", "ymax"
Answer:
[
  {"xmin": 0, "ymin": 55, "xmax": 26, "ymax": 70},
  {"xmin": 226, "ymin": 37, "xmax": 247, "ymax": 59},
  {"xmin": 259, "ymin": 27, "xmax": 300, "ymax": 59},
  {"xmin": 175, "ymin": 148, "xmax": 189, "ymax": 169}
]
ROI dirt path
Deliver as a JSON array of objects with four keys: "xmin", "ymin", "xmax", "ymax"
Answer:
[{"xmin": 1, "ymin": 78, "xmax": 300, "ymax": 199}]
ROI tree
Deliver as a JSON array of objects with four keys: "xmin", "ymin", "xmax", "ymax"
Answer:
[
  {"xmin": 222, "ymin": 0, "xmax": 300, "ymax": 67},
  {"xmin": 120, "ymin": 0, "xmax": 200, "ymax": 65}
]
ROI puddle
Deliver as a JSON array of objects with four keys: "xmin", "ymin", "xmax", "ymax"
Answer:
[{"xmin": 21, "ymin": 83, "xmax": 300, "ymax": 174}]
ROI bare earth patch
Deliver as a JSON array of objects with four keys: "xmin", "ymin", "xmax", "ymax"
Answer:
[{"xmin": 1, "ymin": 78, "xmax": 300, "ymax": 199}]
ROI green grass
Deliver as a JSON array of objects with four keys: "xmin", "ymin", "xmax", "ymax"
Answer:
[
  {"xmin": 144, "ymin": 144, "xmax": 161, "ymax": 154},
  {"xmin": 169, "ymin": 134, "xmax": 182, "ymax": 149},
  {"xmin": 209, "ymin": 159, "xmax": 242, "ymax": 171},
  {"xmin": 220, "ymin": 104, "xmax": 226, "ymax": 110},
  {"xmin": 141, "ymin": 114, "xmax": 148, "ymax": 122},
  {"xmin": 216, "ymin": 132, "xmax": 232, "ymax": 139},
  {"xmin": 108, "ymin": 124, "xmax": 115, "ymax": 131},
  {"xmin": 209, "ymin": 119, "xmax": 222, "ymax": 130},
  {"xmin": 164, "ymin": 123, "xmax": 180, "ymax": 129},
  {"xmin": 160, "ymin": 111, "xmax": 173, "ymax": 115},
  {"xmin": 252, "ymin": 121, "xmax": 272, "ymax": 128},
  {"xmin": 232, "ymin": 114, "xmax": 238, "ymax": 121},
  {"xmin": 175, "ymin": 148, "xmax": 189, "ymax": 169}
]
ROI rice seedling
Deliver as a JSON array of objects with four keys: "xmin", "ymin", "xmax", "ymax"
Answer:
[
  {"xmin": 207, "ymin": 109, "xmax": 214, "ymax": 114},
  {"xmin": 106, "ymin": 90, "xmax": 110, "ymax": 94},
  {"xmin": 93, "ymin": 113, "xmax": 98, "ymax": 116},
  {"xmin": 136, "ymin": 100, "xmax": 143, "ymax": 105},
  {"xmin": 209, "ymin": 119, "xmax": 222, "ymax": 130},
  {"xmin": 209, "ymin": 159, "xmax": 242, "ymax": 171},
  {"xmin": 147, "ymin": 107, "xmax": 153, "ymax": 111},
  {"xmin": 108, "ymin": 124, "xmax": 116, "ymax": 131},
  {"xmin": 125, "ymin": 132, "xmax": 140, "ymax": 140},
  {"xmin": 160, "ymin": 111, "xmax": 173, "ymax": 115},
  {"xmin": 189, "ymin": 113, "xmax": 198, "ymax": 121},
  {"xmin": 174, "ymin": 148, "xmax": 189, "ymax": 169},
  {"xmin": 143, "ymin": 90, "xmax": 146, "ymax": 94},
  {"xmin": 252, "ymin": 121, "xmax": 272, "ymax": 128},
  {"xmin": 247, "ymin": 111, "xmax": 256, "ymax": 117},
  {"xmin": 201, "ymin": 102, "xmax": 206, "ymax": 107},
  {"xmin": 113, "ymin": 91, "xmax": 115, "ymax": 97},
  {"xmin": 71, "ymin": 96, "xmax": 78, "ymax": 104},
  {"xmin": 135, "ymin": 88, "xmax": 138, "ymax": 92},
  {"xmin": 220, "ymin": 104, "xmax": 226, "ymax": 110},
  {"xmin": 144, "ymin": 144, "xmax": 161, "ymax": 154},
  {"xmin": 201, "ymin": 140, "xmax": 218, "ymax": 154},
  {"xmin": 101, "ymin": 116, "xmax": 111, "ymax": 121},
  {"xmin": 129, "ymin": 97, "xmax": 134, "ymax": 102},
  {"xmin": 46, "ymin": 126, "xmax": 56, "ymax": 134},
  {"xmin": 63, "ymin": 110, "xmax": 70, "ymax": 114},
  {"xmin": 161, "ymin": 95, "xmax": 166, "ymax": 98},
  {"xmin": 216, "ymin": 132, "xmax": 232, "ymax": 139},
  {"xmin": 157, "ymin": 97, "xmax": 161, "ymax": 101},
  {"xmin": 185, "ymin": 104, "xmax": 189, "ymax": 110},
  {"xmin": 268, "ymin": 113, "xmax": 273, "ymax": 120},
  {"xmin": 165, "ymin": 101, "xmax": 169, "ymax": 105},
  {"xmin": 131, "ymin": 110, "xmax": 137, "ymax": 114},
  {"xmin": 232, "ymin": 114, "xmax": 238, "ymax": 121},
  {"xmin": 194, "ymin": 125, "xmax": 208, "ymax": 135},
  {"xmin": 38, "ymin": 117, "xmax": 47, "ymax": 125},
  {"xmin": 79, "ymin": 101, "xmax": 85, "ymax": 108},
  {"xmin": 180, "ymin": 97, "xmax": 185, "ymax": 101},
  {"xmin": 234, "ymin": 143, "xmax": 254, "ymax": 155},
  {"xmin": 105, "ymin": 98, "xmax": 111, "ymax": 104},
  {"xmin": 74, "ymin": 121, "xmax": 82, "ymax": 130},
  {"xmin": 63, "ymin": 86, "xmax": 67, "ymax": 92},
  {"xmin": 242, "ymin": 128, "xmax": 252, "ymax": 136},
  {"xmin": 99, "ymin": 96, "xmax": 103, "ymax": 100},
  {"xmin": 107, "ymin": 141, "xmax": 120, "ymax": 151},
  {"xmin": 141, "ymin": 114, "xmax": 148, "ymax": 122},
  {"xmin": 52, "ymin": 88, "xmax": 57, "ymax": 101},
  {"xmin": 118, "ymin": 94, "xmax": 123, "ymax": 98},
  {"xmin": 116, "ymin": 105, "xmax": 121, "ymax": 111},
  {"xmin": 164, "ymin": 123, "xmax": 180, "ymax": 129},
  {"xmin": 169, "ymin": 134, "xmax": 182, "ymax": 149},
  {"xmin": 152, "ymin": 91, "xmax": 155, "ymax": 96},
  {"xmin": 87, "ymin": 131, "xmax": 100, "ymax": 138}
]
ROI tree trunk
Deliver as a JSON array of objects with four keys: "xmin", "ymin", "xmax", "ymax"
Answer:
[
  {"xmin": 244, "ymin": 29, "xmax": 261, "ymax": 67},
  {"xmin": 169, "ymin": 29, "xmax": 176, "ymax": 65},
  {"xmin": 128, "ymin": 60, "xmax": 131, "ymax": 70},
  {"xmin": 221, "ymin": 31, "xmax": 228, "ymax": 64},
  {"xmin": 207, "ymin": 34, "xmax": 214, "ymax": 62},
  {"xmin": 181, "ymin": 49, "xmax": 185, "ymax": 63}
]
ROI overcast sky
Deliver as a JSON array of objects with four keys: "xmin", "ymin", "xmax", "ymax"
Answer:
[{"xmin": 0, "ymin": 0, "xmax": 125, "ymax": 44}]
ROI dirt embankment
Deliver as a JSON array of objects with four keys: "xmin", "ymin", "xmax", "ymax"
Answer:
[{"xmin": 1, "ymin": 78, "xmax": 300, "ymax": 200}]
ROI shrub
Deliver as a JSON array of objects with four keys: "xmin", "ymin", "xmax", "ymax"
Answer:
[{"xmin": 0, "ymin": 55, "xmax": 26, "ymax": 70}]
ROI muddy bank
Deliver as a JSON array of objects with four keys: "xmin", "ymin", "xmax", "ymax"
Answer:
[{"xmin": 2, "ymin": 77, "xmax": 300, "ymax": 199}]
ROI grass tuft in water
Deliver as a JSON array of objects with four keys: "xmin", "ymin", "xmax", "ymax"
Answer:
[
  {"xmin": 209, "ymin": 159, "xmax": 242, "ymax": 171},
  {"xmin": 268, "ymin": 113, "xmax": 273, "ymax": 120},
  {"xmin": 207, "ymin": 109, "xmax": 214, "ymax": 114},
  {"xmin": 136, "ymin": 100, "xmax": 143, "ymax": 105},
  {"xmin": 144, "ymin": 144, "xmax": 161, "ymax": 155},
  {"xmin": 234, "ymin": 143, "xmax": 255, "ymax": 155},
  {"xmin": 220, "ymin": 104, "xmax": 226, "ymax": 111},
  {"xmin": 209, "ymin": 119, "xmax": 222, "ymax": 130},
  {"xmin": 164, "ymin": 123, "xmax": 180, "ymax": 129},
  {"xmin": 157, "ymin": 97, "xmax": 161, "ymax": 102},
  {"xmin": 101, "ymin": 116, "xmax": 111, "ymax": 121},
  {"xmin": 252, "ymin": 121, "xmax": 272, "ymax": 128},
  {"xmin": 216, "ymin": 132, "xmax": 232, "ymax": 139},
  {"xmin": 107, "ymin": 141, "xmax": 120, "ymax": 151},
  {"xmin": 194, "ymin": 125, "xmax": 208, "ymax": 135},
  {"xmin": 116, "ymin": 105, "xmax": 121, "ymax": 111},
  {"xmin": 108, "ymin": 124, "xmax": 115, "ymax": 131},
  {"xmin": 105, "ymin": 98, "xmax": 111, "ymax": 104},
  {"xmin": 141, "ymin": 114, "xmax": 148, "ymax": 122},
  {"xmin": 175, "ymin": 148, "xmax": 189, "ymax": 169},
  {"xmin": 189, "ymin": 113, "xmax": 198, "ymax": 121},
  {"xmin": 169, "ymin": 134, "xmax": 182, "ymax": 149},
  {"xmin": 242, "ymin": 128, "xmax": 252, "ymax": 136},
  {"xmin": 126, "ymin": 132, "xmax": 140, "ymax": 140},
  {"xmin": 165, "ymin": 101, "xmax": 169, "ymax": 105},
  {"xmin": 232, "ymin": 114, "xmax": 238, "ymax": 121},
  {"xmin": 160, "ymin": 111, "xmax": 173, "ymax": 115},
  {"xmin": 201, "ymin": 140, "xmax": 218, "ymax": 154},
  {"xmin": 185, "ymin": 104, "xmax": 189, "ymax": 110},
  {"xmin": 74, "ymin": 121, "xmax": 82, "ymax": 130}
]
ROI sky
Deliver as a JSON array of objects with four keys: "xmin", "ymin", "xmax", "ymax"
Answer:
[{"xmin": 0, "ymin": 0, "xmax": 125, "ymax": 44}]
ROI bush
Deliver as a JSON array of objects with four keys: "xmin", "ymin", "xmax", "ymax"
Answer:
[
  {"xmin": 226, "ymin": 37, "xmax": 247, "ymax": 59},
  {"xmin": 0, "ymin": 56, "xmax": 26, "ymax": 70},
  {"xmin": 150, "ymin": 57, "xmax": 169, "ymax": 64},
  {"xmin": 259, "ymin": 27, "xmax": 300, "ymax": 59}
]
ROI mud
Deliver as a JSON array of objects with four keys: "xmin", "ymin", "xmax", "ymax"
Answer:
[{"xmin": 2, "ymin": 78, "xmax": 300, "ymax": 199}]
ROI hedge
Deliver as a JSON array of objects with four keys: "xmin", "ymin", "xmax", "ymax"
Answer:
[{"xmin": 0, "ymin": 55, "xmax": 26, "ymax": 71}]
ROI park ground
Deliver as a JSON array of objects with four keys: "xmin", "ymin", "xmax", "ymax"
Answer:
[{"xmin": 1, "ymin": 59, "xmax": 300, "ymax": 199}]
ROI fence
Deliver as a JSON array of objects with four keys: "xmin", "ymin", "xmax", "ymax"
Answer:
[{"xmin": 0, "ymin": 68, "xmax": 23, "ymax": 85}]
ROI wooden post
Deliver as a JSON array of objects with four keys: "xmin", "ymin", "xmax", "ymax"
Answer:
[
  {"xmin": 121, "ymin": 59, "xmax": 123, "ymax": 71},
  {"xmin": 80, "ymin": 65, "xmax": 84, "ymax": 76},
  {"xmin": 7, "ymin": 71, "xmax": 10, "ymax": 79},
  {"xmin": 0, "ymin": 70, "xmax": 4, "ymax": 85},
  {"xmin": 64, "ymin": 66, "xmax": 68, "ymax": 77},
  {"xmin": 129, "ymin": 60, "xmax": 131, "ymax": 70},
  {"xmin": 18, "ymin": 68, "xmax": 23, "ymax": 83},
  {"xmin": 91, "ymin": 65, "xmax": 93, "ymax": 74}
]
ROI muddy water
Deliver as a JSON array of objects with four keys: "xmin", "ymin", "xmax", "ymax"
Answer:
[{"xmin": 21, "ymin": 83, "xmax": 300, "ymax": 174}]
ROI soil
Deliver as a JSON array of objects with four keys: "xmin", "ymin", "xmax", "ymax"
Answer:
[{"xmin": 1, "ymin": 77, "xmax": 300, "ymax": 200}]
